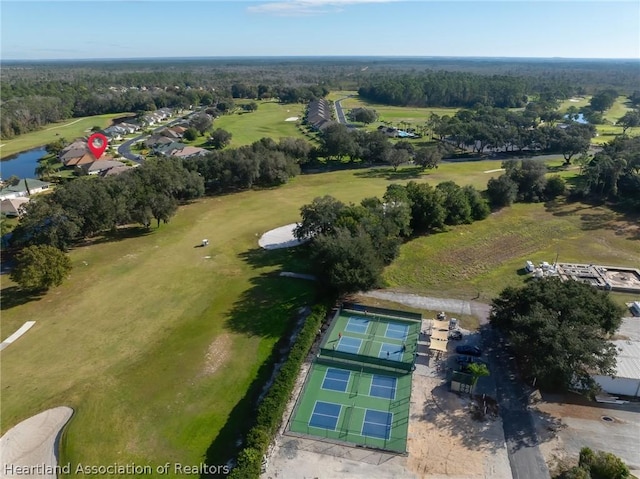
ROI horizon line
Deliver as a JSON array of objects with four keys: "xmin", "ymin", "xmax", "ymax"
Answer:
[{"xmin": 2, "ymin": 55, "xmax": 640, "ymax": 63}]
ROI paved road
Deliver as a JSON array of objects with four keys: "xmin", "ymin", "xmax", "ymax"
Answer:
[
  {"xmin": 334, "ymin": 96, "xmax": 356, "ymax": 128},
  {"xmin": 116, "ymin": 114, "xmax": 193, "ymax": 163},
  {"xmin": 361, "ymin": 290, "xmax": 550, "ymax": 479}
]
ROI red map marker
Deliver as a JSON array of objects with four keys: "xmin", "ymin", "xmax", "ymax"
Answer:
[{"xmin": 87, "ymin": 133, "xmax": 108, "ymax": 159}]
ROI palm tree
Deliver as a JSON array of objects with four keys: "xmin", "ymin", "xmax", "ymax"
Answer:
[
  {"xmin": 35, "ymin": 161, "xmax": 58, "ymax": 181},
  {"xmin": 467, "ymin": 362, "xmax": 490, "ymax": 394}
]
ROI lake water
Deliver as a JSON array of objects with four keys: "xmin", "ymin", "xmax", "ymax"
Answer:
[
  {"xmin": 564, "ymin": 113, "xmax": 589, "ymax": 124},
  {"xmin": 0, "ymin": 147, "xmax": 47, "ymax": 180}
]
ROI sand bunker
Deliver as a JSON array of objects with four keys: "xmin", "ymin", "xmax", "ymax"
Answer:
[
  {"xmin": 258, "ymin": 223, "xmax": 308, "ymax": 250},
  {"xmin": 284, "ymin": 116, "xmax": 299, "ymax": 122},
  {"xmin": 1, "ymin": 407, "xmax": 73, "ymax": 479}
]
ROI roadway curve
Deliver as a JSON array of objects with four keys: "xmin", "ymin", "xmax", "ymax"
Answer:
[
  {"xmin": 333, "ymin": 96, "xmax": 356, "ymax": 128},
  {"xmin": 362, "ymin": 290, "xmax": 551, "ymax": 479},
  {"xmin": 116, "ymin": 115, "xmax": 193, "ymax": 163}
]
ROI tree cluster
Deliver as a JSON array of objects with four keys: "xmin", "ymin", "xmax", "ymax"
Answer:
[
  {"xmin": 490, "ymin": 278, "xmax": 624, "ymax": 392},
  {"xmin": 10, "ymin": 245, "xmax": 72, "ymax": 292},
  {"xmin": 358, "ymin": 72, "xmax": 529, "ymax": 108},
  {"xmin": 183, "ymin": 137, "xmax": 306, "ymax": 193},
  {"xmin": 580, "ymin": 135, "xmax": 640, "ymax": 206},
  {"xmin": 486, "ymin": 159, "xmax": 566, "ymax": 208},
  {"xmin": 294, "ymin": 181, "xmax": 489, "ymax": 294},
  {"xmin": 348, "ymin": 107, "xmax": 378, "ymax": 124},
  {"xmin": 431, "ymin": 106, "xmax": 595, "ymax": 160},
  {"xmin": 556, "ymin": 447, "xmax": 630, "ymax": 479},
  {"xmin": 11, "ymin": 158, "xmax": 204, "ymax": 251}
]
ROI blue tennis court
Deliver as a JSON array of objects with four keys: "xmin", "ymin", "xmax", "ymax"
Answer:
[
  {"xmin": 345, "ymin": 316, "xmax": 369, "ymax": 334},
  {"xmin": 337, "ymin": 337, "xmax": 362, "ymax": 354},
  {"xmin": 385, "ymin": 323, "xmax": 409, "ymax": 340},
  {"xmin": 370, "ymin": 375, "xmax": 397, "ymax": 400},
  {"xmin": 362, "ymin": 409, "xmax": 392, "ymax": 440},
  {"xmin": 322, "ymin": 368, "xmax": 351, "ymax": 392},
  {"xmin": 309, "ymin": 401, "xmax": 342, "ymax": 430},
  {"xmin": 378, "ymin": 342, "xmax": 403, "ymax": 361}
]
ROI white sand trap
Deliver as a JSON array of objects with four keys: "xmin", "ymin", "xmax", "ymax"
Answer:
[
  {"xmin": 1, "ymin": 406, "xmax": 73, "ymax": 478},
  {"xmin": 0, "ymin": 321, "xmax": 36, "ymax": 352},
  {"xmin": 484, "ymin": 168, "xmax": 505, "ymax": 173},
  {"xmin": 569, "ymin": 98, "xmax": 581, "ymax": 102},
  {"xmin": 259, "ymin": 223, "xmax": 308, "ymax": 250},
  {"xmin": 284, "ymin": 116, "xmax": 299, "ymax": 122}
]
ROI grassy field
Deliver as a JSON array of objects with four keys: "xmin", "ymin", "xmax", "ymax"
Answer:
[
  {"xmin": 0, "ymin": 113, "xmax": 131, "ymax": 159},
  {"xmin": 1, "ymin": 159, "xmax": 638, "ymax": 476},
  {"xmin": 213, "ymin": 101, "xmax": 307, "ymax": 147}
]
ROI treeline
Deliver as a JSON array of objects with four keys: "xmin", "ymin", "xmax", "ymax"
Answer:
[
  {"xmin": 294, "ymin": 181, "xmax": 489, "ymax": 294},
  {"xmin": 358, "ymin": 72, "xmax": 530, "ymax": 108},
  {"xmin": 184, "ymin": 137, "xmax": 310, "ymax": 193},
  {"xmin": 579, "ymin": 135, "xmax": 640, "ymax": 208},
  {"xmin": 10, "ymin": 158, "xmax": 204, "ymax": 251},
  {"xmin": 432, "ymin": 105, "xmax": 596, "ymax": 161}
]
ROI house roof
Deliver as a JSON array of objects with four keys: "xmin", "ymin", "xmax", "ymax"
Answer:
[
  {"xmin": 100, "ymin": 165, "xmax": 133, "ymax": 177},
  {"xmin": 171, "ymin": 146, "xmax": 207, "ymax": 158},
  {"xmin": 65, "ymin": 153, "xmax": 96, "ymax": 166},
  {"xmin": 0, "ymin": 178, "xmax": 51, "ymax": 197},
  {"xmin": 83, "ymin": 160, "xmax": 123, "ymax": 173},
  {"xmin": 0, "ymin": 197, "xmax": 30, "ymax": 215},
  {"xmin": 60, "ymin": 148, "xmax": 88, "ymax": 161}
]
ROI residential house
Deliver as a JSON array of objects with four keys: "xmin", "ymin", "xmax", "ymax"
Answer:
[
  {"xmin": 160, "ymin": 128, "xmax": 182, "ymax": 140},
  {"xmin": 60, "ymin": 148, "xmax": 89, "ymax": 164},
  {"xmin": 170, "ymin": 146, "xmax": 208, "ymax": 159},
  {"xmin": 0, "ymin": 197, "xmax": 30, "ymax": 217},
  {"xmin": 306, "ymin": 98, "xmax": 334, "ymax": 131},
  {"xmin": 154, "ymin": 141, "xmax": 187, "ymax": 156},
  {"xmin": 80, "ymin": 159, "xmax": 124, "ymax": 175},
  {"xmin": 100, "ymin": 165, "xmax": 134, "ymax": 177},
  {"xmin": 64, "ymin": 153, "xmax": 96, "ymax": 167},
  {"xmin": 0, "ymin": 178, "xmax": 51, "ymax": 200},
  {"xmin": 145, "ymin": 135, "xmax": 173, "ymax": 149}
]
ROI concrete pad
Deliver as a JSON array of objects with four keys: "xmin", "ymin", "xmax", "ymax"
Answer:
[
  {"xmin": 0, "ymin": 321, "xmax": 36, "ymax": 352},
  {"xmin": 1, "ymin": 406, "xmax": 73, "ymax": 478},
  {"xmin": 258, "ymin": 223, "xmax": 308, "ymax": 250}
]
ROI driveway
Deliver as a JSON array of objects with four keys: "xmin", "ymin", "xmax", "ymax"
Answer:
[{"xmin": 361, "ymin": 290, "xmax": 550, "ymax": 479}]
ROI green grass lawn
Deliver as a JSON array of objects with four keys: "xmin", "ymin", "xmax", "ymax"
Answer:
[
  {"xmin": 213, "ymin": 101, "xmax": 306, "ymax": 147},
  {"xmin": 1, "ymin": 159, "xmax": 638, "ymax": 477},
  {"xmin": 384, "ymin": 200, "xmax": 639, "ymax": 303},
  {"xmin": 0, "ymin": 113, "xmax": 132, "ymax": 159}
]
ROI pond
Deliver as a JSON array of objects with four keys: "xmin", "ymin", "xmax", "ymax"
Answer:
[
  {"xmin": 564, "ymin": 113, "xmax": 589, "ymax": 125},
  {"xmin": 0, "ymin": 147, "xmax": 47, "ymax": 180}
]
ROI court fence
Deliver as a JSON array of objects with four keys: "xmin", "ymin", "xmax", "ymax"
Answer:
[{"xmin": 288, "ymin": 418, "xmax": 408, "ymax": 453}]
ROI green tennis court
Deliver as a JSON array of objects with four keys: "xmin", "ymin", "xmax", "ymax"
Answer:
[{"xmin": 288, "ymin": 304, "xmax": 421, "ymax": 453}]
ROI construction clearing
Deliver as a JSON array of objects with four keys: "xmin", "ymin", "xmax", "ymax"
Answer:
[{"xmin": 526, "ymin": 261, "xmax": 640, "ymax": 293}]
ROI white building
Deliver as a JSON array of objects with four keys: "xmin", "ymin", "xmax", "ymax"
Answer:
[{"xmin": 593, "ymin": 318, "xmax": 640, "ymax": 397}]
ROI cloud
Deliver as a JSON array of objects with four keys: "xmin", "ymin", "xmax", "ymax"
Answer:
[{"xmin": 248, "ymin": 0, "xmax": 399, "ymax": 16}]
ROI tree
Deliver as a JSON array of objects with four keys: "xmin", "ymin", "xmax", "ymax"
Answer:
[
  {"xmin": 5, "ymin": 175, "xmax": 20, "ymax": 186},
  {"xmin": 10, "ymin": 245, "xmax": 72, "ymax": 292},
  {"xmin": 310, "ymin": 227, "xmax": 384, "ymax": 295},
  {"xmin": 589, "ymin": 90, "xmax": 618, "ymax": 113},
  {"xmin": 348, "ymin": 107, "xmax": 378, "ymax": 124},
  {"xmin": 386, "ymin": 148, "xmax": 409, "ymax": 171},
  {"xmin": 486, "ymin": 175, "xmax": 518, "ymax": 208},
  {"xmin": 190, "ymin": 113, "xmax": 213, "ymax": 134},
  {"xmin": 294, "ymin": 196, "xmax": 345, "ymax": 240},
  {"xmin": 462, "ymin": 185, "xmax": 490, "ymax": 220},
  {"xmin": 558, "ymin": 448, "xmax": 631, "ymax": 479},
  {"xmin": 414, "ymin": 147, "xmax": 441, "ymax": 170},
  {"xmin": 617, "ymin": 109, "xmax": 640, "ymax": 135},
  {"xmin": 490, "ymin": 278, "xmax": 624, "ymax": 392},
  {"xmin": 183, "ymin": 127, "xmax": 199, "ymax": 141},
  {"xmin": 208, "ymin": 128, "xmax": 233, "ymax": 149},
  {"xmin": 544, "ymin": 175, "xmax": 566, "ymax": 200},
  {"xmin": 436, "ymin": 181, "xmax": 472, "ymax": 225},
  {"xmin": 322, "ymin": 124, "xmax": 356, "ymax": 161},
  {"xmin": 467, "ymin": 363, "xmax": 490, "ymax": 392},
  {"xmin": 405, "ymin": 181, "xmax": 445, "ymax": 232},
  {"xmin": 45, "ymin": 138, "xmax": 67, "ymax": 156}
]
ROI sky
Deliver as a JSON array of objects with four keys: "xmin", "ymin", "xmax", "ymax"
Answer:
[{"xmin": 1, "ymin": 1, "xmax": 639, "ymax": 60}]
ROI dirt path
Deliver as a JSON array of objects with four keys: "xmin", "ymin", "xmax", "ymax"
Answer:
[
  {"xmin": 360, "ymin": 291, "xmax": 491, "ymax": 324},
  {"xmin": 44, "ymin": 118, "xmax": 82, "ymax": 130}
]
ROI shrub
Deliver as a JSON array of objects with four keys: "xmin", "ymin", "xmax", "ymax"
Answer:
[{"xmin": 227, "ymin": 305, "xmax": 327, "ymax": 478}]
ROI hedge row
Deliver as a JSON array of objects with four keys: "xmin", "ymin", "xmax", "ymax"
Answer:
[{"xmin": 228, "ymin": 304, "xmax": 328, "ymax": 478}]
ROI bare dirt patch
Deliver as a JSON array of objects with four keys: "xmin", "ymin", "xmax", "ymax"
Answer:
[
  {"xmin": 201, "ymin": 334, "xmax": 232, "ymax": 376},
  {"xmin": 407, "ymin": 374, "xmax": 509, "ymax": 478}
]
